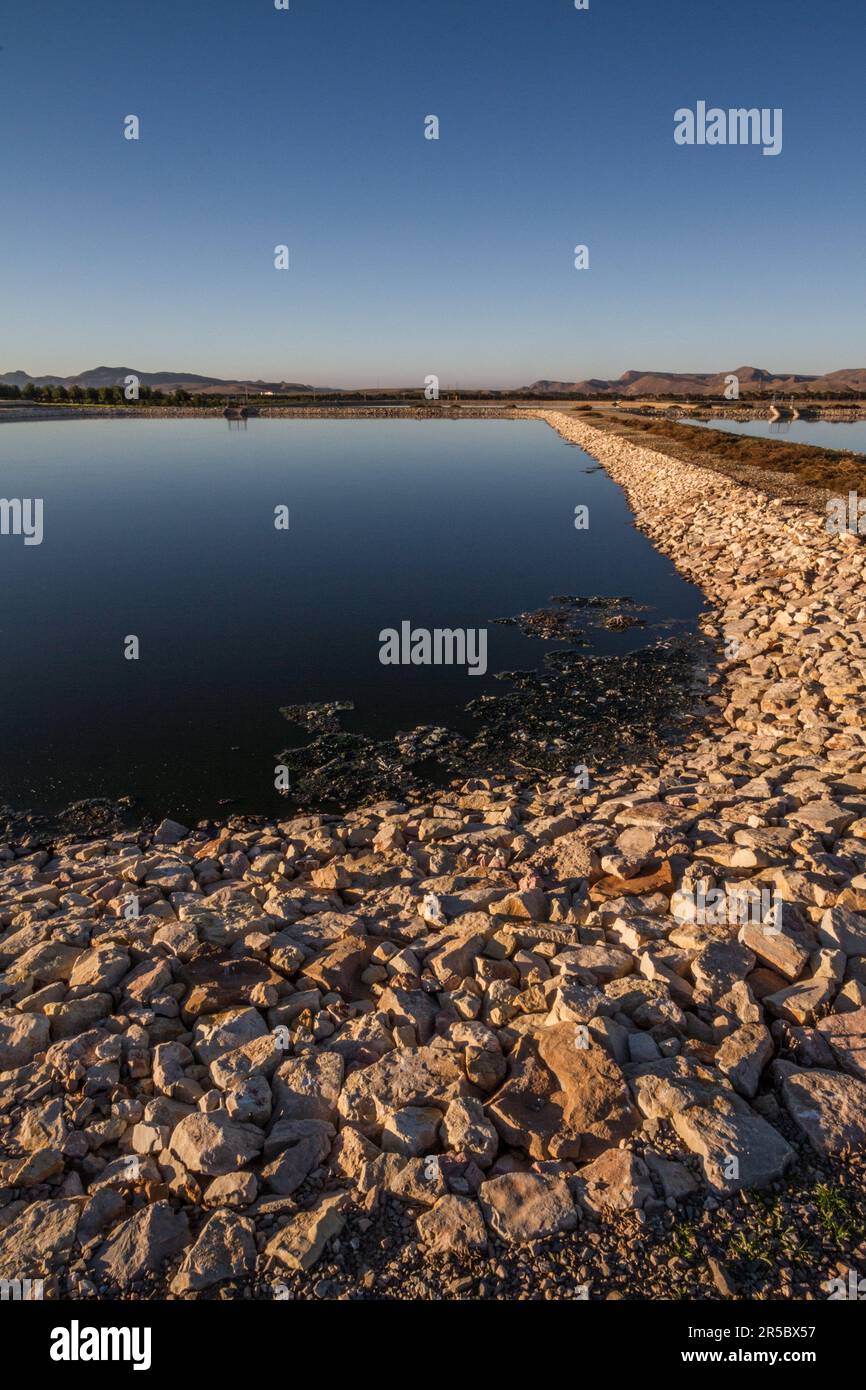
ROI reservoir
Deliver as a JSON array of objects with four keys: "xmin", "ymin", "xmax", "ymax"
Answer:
[{"xmin": 0, "ymin": 418, "xmax": 705, "ymax": 822}]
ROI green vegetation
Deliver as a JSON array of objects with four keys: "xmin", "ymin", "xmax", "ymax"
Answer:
[
  {"xmin": 727, "ymin": 1198, "xmax": 806, "ymax": 1268},
  {"xmin": 813, "ymin": 1183, "xmax": 866, "ymax": 1245},
  {"xmin": 0, "ymin": 382, "xmax": 210, "ymax": 407},
  {"xmin": 669, "ymin": 1219, "xmax": 699, "ymax": 1260}
]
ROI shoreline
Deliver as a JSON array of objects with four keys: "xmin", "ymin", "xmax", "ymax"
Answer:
[{"xmin": 2, "ymin": 414, "xmax": 866, "ymax": 1301}]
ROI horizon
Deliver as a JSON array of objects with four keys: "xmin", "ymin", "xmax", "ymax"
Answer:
[
  {"xmin": 5, "ymin": 359, "xmax": 866, "ymax": 394},
  {"xmin": 2, "ymin": 0, "xmax": 864, "ymax": 386}
]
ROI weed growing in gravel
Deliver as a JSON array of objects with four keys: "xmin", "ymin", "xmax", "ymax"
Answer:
[
  {"xmin": 813, "ymin": 1183, "xmax": 866, "ymax": 1245},
  {"xmin": 669, "ymin": 1220, "xmax": 699, "ymax": 1259},
  {"xmin": 727, "ymin": 1197, "xmax": 806, "ymax": 1268}
]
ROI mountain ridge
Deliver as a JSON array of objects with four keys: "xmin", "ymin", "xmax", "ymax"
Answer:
[{"xmin": 3, "ymin": 365, "xmax": 866, "ymax": 396}]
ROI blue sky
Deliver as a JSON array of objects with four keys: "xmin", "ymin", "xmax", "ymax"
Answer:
[{"xmin": 2, "ymin": 0, "xmax": 863, "ymax": 387}]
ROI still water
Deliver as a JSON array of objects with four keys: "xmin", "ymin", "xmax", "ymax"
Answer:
[
  {"xmin": 685, "ymin": 417, "xmax": 866, "ymax": 452},
  {"xmin": 0, "ymin": 418, "xmax": 703, "ymax": 821}
]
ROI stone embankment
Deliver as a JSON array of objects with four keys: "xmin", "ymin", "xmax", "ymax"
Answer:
[{"xmin": 2, "ymin": 412, "xmax": 866, "ymax": 1300}]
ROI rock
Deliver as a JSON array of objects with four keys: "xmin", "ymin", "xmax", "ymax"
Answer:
[
  {"xmin": 465, "ymin": 1043, "xmax": 507, "ymax": 1092},
  {"xmin": 544, "ymin": 980, "xmax": 610, "ymax": 1027},
  {"xmin": 416, "ymin": 1195, "xmax": 488, "ymax": 1254},
  {"xmin": 337, "ymin": 1045, "xmax": 472, "ymax": 1137},
  {"xmin": 708, "ymin": 1255, "xmax": 737, "ymax": 1298},
  {"xmin": 264, "ymin": 1193, "xmax": 348, "ymax": 1271},
  {"xmin": 715, "ymin": 1023, "xmax": 774, "ymax": 1099},
  {"xmin": 193, "ymin": 1008, "xmax": 269, "ymax": 1066},
  {"xmin": 181, "ymin": 956, "xmax": 282, "ymax": 1017},
  {"xmin": 261, "ymin": 1118, "xmax": 334, "ymax": 1194},
  {"xmin": 374, "ymin": 1153, "xmax": 448, "ymax": 1206},
  {"xmin": 68, "ymin": 945, "xmax": 131, "ymax": 992},
  {"xmin": 10, "ymin": 1147, "xmax": 64, "ymax": 1187},
  {"xmin": 645, "ymin": 1151, "xmax": 698, "ymax": 1202},
  {"xmin": 302, "ymin": 935, "xmax": 374, "ymax": 1001},
  {"xmin": 671, "ymin": 1096, "xmax": 794, "ymax": 1193},
  {"xmin": 489, "ymin": 889, "xmax": 547, "ymax": 920},
  {"xmin": 815, "ymin": 1007, "xmax": 866, "ymax": 1081},
  {"xmin": 378, "ymin": 986, "xmax": 437, "ymax": 1043},
  {"xmin": 570, "ymin": 1148, "xmax": 654, "ymax": 1215},
  {"xmin": 381, "ymin": 1105, "xmax": 442, "ymax": 1158},
  {"xmin": 17, "ymin": 1097, "xmax": 67, "ymax": 1152},
  {"xmin": 203, "ymin": 1172, "xmax": 258, "ymax": 1208},
  {"xmin": 486, "ymin": 1023, "xmax": 639, "ymax": 1160},
  {"xmin": 764, "ymin": 978, "xmax": 835, "ymax": 1026},
  {"xmin": 169, "ymin": 1111, "xmax": 263, "ymax": 1176},
  {"xmin": 0, "ymin": 1198, "xmax": 83, "ymax": 1279},
  {"xmin": 154, "ymin": 818, "xmax": 189, "ymax": 845},
  {"xmin": 5, "ymin": 941, "xmax": 83, "ymax": 986},
  {"xmin": 439, "ymin": 1097, "xmax": 499, "ymax": 1168},
  {"xmin": 76, "ymin": 1189, "xmax": 126, "ymax": 1246},
  {"xmin": 0, "ymin": 1009, "xmax": 50, "ymax": 1071},
  {"xmin": 561, "ymin": 944, "xmax": 634, "ymax": 983},
  {"xmin": 787, "ymin": 801, "xmax": 853, "ymax": 838},
  {"xmin": 591, "ymin": 859, "xmax": 674, "ymax": 902},
  {"xmin": 692, "ymin": 941, "xmax": 756, "ymax": 997},
  {"xmin": 426, "ymin": 932, "xmax": 488, "ymax": 989},
  {"xmin": 738, "ymin": 924, "xmax": 809, "ymax": 982},
  {"xmin": 780, "ymin": 1068, "xmax": 866, "ymax": 1154},
  {"xmin": 169, "ymin": 1210, "xmax": 256, "ymax": 1294},
  {"xmin": 90, "ymin": 1202, "xmax": 190, "ymax": 1287},
  {"xmin": 272, "ymin": 1051, "xmax": 344, "ymax": 1123},
  {"xmin": 479, "ymin": 1171, "xmax": 577, "ymax": 1243},
  {"xmin": 225, "ymin": 1074, "xmax": 272, "ymax": 1126},
  {"xmin": 818, "ymin": 907, "xmax": 866, "ymax": 957},
  {"xmin": 48, "ymin": 994, "xmax": 112, "ymax": 1039},
  {"xmin": 210, "ymin": 1034, "xmax": 282, "ymax": 1090},
  {"xmin": 329, "ymin": 1127, "xmax": 380, "ymax": 1183}
]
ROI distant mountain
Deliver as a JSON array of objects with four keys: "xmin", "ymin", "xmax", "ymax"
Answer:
[
  {"xmin": 0, "ymin": 367, "xmax": 332, "ymax": 393},
  {"xmin": 5, "ymin": 364, "xmax": 866, "ymax": 398},
  {"xmin": 521, "ymin": 366, "xmax": 866, "ymax": 397}
]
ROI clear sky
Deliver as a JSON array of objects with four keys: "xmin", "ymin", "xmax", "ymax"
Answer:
[{"xmin": 2, "ymin": 0, "xmax": 864, "ymax": 387}]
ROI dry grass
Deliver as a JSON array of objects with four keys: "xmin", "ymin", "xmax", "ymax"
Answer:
[{"xmin": 575, "ymin": 409, "xmax": 866, "ymax": 511}]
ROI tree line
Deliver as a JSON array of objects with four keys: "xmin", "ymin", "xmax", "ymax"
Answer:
[{"xmin": 0, "ymin": 382, "xmax": 217, "ymax": 406}]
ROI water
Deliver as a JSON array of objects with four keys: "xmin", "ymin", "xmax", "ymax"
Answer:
[
  {"xmin": 684, "ymin": 417, "xmax": 866, "ymax": 453},
  {"xmin": 0, "ymin": 417, "xmax": 704, "ymax": 822}
]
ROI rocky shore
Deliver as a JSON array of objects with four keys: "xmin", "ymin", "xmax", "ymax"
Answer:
[{"xmin": 2, "ymin": 412, "xmax": 866, "ymax": 1302}]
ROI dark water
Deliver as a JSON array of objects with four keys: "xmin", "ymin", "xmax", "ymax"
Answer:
[
  {"xmin": 0, "ymin": 418, "xmax": 703, "ymax": 822},
  {"xmin": 685, "ymin": 417, "xmax": 866, "ymax": 452}
]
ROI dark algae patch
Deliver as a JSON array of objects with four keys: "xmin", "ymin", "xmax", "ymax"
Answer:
[
  {"xmin": 278, "ymin": 597, "xmax": 711, "ymax": 807},
  {"xmin": 493, "ymin": 594, "xmax": 649, "ymax": 643}
]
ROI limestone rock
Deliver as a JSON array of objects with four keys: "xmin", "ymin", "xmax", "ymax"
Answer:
[
  {"xmin": 381, "ymin": 1105, "xmax": 442, "ymax": 1158},
  {"xmin": 571, "ymin": 1147, "xmax": 654, "ymax": 1215},
  {"xmin": 170, "ymin": 1210, "xmax": 256, "ymax": 1294},
  {"xmin": 479, "ymin": 1171, "xmax": 577, "ymax": 1243},
  {"xmin": 337, "ymin": 1045, "xmax": 472, "ymax": 1137},
  {"xmin": 169, "ymin": 1111, "xmax": 264, "ymax": 1177},
  {"xmin": 486, "ymin": 1023, "xmax": 639, "ymax": 1160},
  {"xmin": 416, "ymin": 1195, "xmax": 488, "ymax": 1254},
  {"xmin": 815, "ymin": 1007, "xmax": 866, "ymax": 1081},
  {"xmin": 264, "ymin": 1193, "xmax": 348, "ymax": 1271},
  {"xmin": 90, "ymin": 1202, "xmax": 190, "ymax": 1288},
  {"xmin": 780, "ymin": 1068, "xmax": 866, "ymax": 1154}
]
